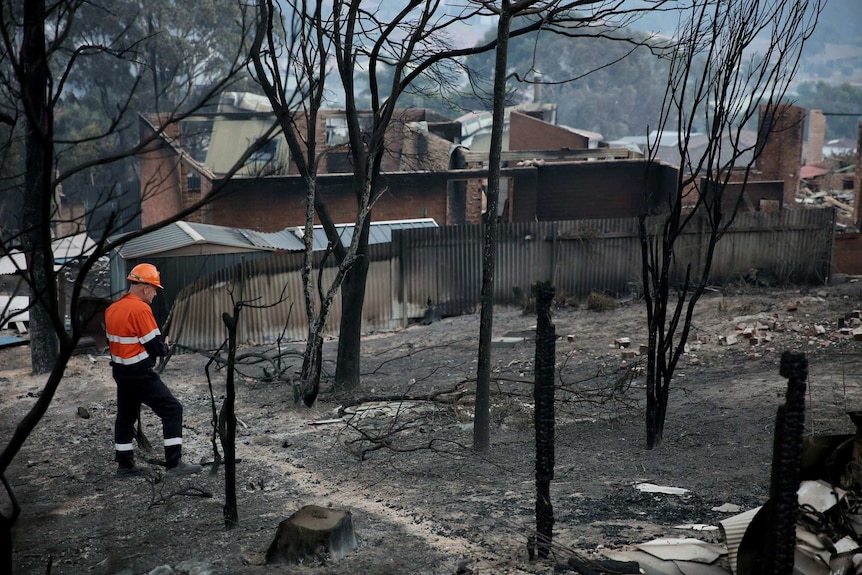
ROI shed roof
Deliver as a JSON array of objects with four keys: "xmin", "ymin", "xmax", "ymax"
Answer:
[
  {"xmin": 113, "ymin": 219, "xmax": 437, "ymax": 260},
  {"xmin": 293, "ymin": 218, "xmax": 439, "ymax": 252},
  {"xmin": 115, "ymin": 221, "xmax": 305, "ymax": 259}
]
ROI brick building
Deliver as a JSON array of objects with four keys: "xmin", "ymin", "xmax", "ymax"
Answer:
[
  {"xmin": 138, "ymin": 106, "xmax": 459, "ymax": 231},
  {"xmin": 138, "ymin": 100, "xmax": 665, "ymax": 232}
]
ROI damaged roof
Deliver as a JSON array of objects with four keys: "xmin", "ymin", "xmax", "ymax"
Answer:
[
  {"xmin": 113, "ymin": 219, "xmax": 439, "ymax": 259},
  {"xmin": 115, "ymin": 221, "xmax": 305, "ymax": 259},
  {"xmin": 293, "ymin": 218, "xmax": 439, "ymax": 252}
]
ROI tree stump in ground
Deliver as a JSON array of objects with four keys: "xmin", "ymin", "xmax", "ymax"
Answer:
[{"xmin": 265, "ymin": 505, "xmax": 358, "ymax": 565}]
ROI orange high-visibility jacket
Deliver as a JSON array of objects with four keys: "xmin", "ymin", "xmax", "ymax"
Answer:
[{"xmin": 105, "ymin": 293, "xmax": 163, "ymax": 367}]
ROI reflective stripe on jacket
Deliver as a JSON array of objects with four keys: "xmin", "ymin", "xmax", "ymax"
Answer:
[{"xmin": 105, "ymin": 293, "xmax": 162, "ymax": 367}]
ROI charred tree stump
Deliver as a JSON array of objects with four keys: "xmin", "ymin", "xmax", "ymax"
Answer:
[
  {"xmin": 532, "ymin": 282, "xmax": 556, "ymax": 559},
  {"xmin": 266, "ymin": 505, "xmax": 358, "ymax": 565},
  {"xmin": 760, "ymin": 351, "xmax": 807, "ymax": 575}
]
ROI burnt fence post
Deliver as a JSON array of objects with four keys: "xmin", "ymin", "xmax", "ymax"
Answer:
[
  {"xmin": 762, "ymin": 351, "xmax": 808, "ymax": 574},
  {"xmin": 532, "ymin": 281, "xmax": 555, "ymax": 559}
]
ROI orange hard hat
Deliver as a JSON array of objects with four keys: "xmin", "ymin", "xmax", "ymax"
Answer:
[{"xmin": 127, "ymin": 263, "xmax": 163, "ymax": 289}]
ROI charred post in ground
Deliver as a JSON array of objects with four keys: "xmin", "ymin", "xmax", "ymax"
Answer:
[
  {"xmin": 762, "ymin": 351, "xmax": 808, "ymax": 573},
  {"xmin": 221, "ymin": 307, "xmax": 240, "ymax": 528},
  {"xmin": 532, "ymin": 281, "xmax": 556, "ymax": 559}
]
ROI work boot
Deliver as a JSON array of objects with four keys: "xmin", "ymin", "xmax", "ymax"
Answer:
[
  {"xmin": 116, "ymin": 463, "xmax": 141, "ymax": 476},
  {"xmin": 166, "ymin": 460, "xmax": 202, "ymax": 476}
]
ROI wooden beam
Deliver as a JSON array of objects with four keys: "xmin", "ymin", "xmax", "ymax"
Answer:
[{"xmin": 823, "ymin": 194, "xmax": 855, "ymax": 215}]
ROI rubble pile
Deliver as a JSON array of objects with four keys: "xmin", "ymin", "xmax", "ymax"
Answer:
[
  {"xmin": 716, "ymin": 307, "xmax": 862, "ymax": 356},
  {"xmin": 606, "ymin": 302, "xmax": 862, "ymax": 372}
]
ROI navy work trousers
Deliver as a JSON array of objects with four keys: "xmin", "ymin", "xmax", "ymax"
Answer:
[{"xmin": 113, "ymin": 366, "xmax": 183, "ymax": 467}]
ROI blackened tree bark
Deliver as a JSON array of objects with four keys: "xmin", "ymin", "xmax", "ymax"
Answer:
[
  {"xmin": 21, "ymin": 0, "xmax": 58, "ymax": 374},
  {"xmin": 221, "ymin": 309, "xmax": 240, "ymax": 528},
  {"xmin": 533, "ymin": 282, "xmax": 556, "ymax": 558},
  {"xmin": 334, "ymin": 222, "xmax": 371, "ymax": 390},
  {"xmin": 474, "ymin": 2, "xmax": 513, "ymax": 451}
]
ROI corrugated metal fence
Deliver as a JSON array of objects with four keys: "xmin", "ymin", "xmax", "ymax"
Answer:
[
  {"xmin": 170, "ymin": 209, "xmax": 834, "ymax": 351},
  {"xmin": 168, "ymin": 244, "xmax": 398, "ymax": 350},
  {"xmin": 399, "ymin": 210, "xmax": 835, "ymax": 317}
]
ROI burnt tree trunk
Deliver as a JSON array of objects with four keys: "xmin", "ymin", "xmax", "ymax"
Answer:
[
  {"xmin": 474, "ymin": 6, "xmax": 512, "ymax": 451},
  {"xmin": 532, "ymin": 282, "xmax": 556, "ymax": 559},
  {"xmin": 22, "ymin": 0, "xmax": 58, "ymax": 374},
  {"xmin": 221, "ymin": 308, "xmax": 240, "ymax": 528},
  {"xmin": 334, "ymin": 224, "xmax": 370, "ymax": 392}
]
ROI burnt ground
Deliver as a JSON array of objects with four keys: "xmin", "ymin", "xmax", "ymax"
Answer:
[{"xmin": 3, "ymin": 283, "xmax": 862, "ymax": 575}]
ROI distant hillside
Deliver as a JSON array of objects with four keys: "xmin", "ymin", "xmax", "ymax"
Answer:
[
  {"xmin": 796, "ymin": 0, "xmax": 862, "ymax": 84},
  {"xmin": 626, "ymin": 0, "xmax": 861, "ymax": 85},
  {"xmin": 462, "ymin": 23, "xmax": 670, "ymax": 141}
]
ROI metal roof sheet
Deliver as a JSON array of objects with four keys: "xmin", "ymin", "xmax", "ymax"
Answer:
[
  {"xmin": 116, "ymin": 223, "xmax": 192, "ymax": 258},
  {"xmin": 112, "ymin": 219, "xmax": 435, "ymax": 259},
  {"xmin": 115, "ymin": 221, "xmax": 304, "ymax": 259},
  {"xmin": 293, "ymin": 218, "xmax": 439, "ymax": 252},
  {"xmin": 236, "ymin": 228, "xmax": 305, "ymax": 251},
  {"xmin": 0, "ymin": 233, "xmax": 95, "ymax": 274},
  {"xmin": 0, "ymin": 252, "xmax": 26, "ymax": 275}
]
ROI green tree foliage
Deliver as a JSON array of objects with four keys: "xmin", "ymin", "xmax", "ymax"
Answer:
[
  {"xmin": 795, "ymin": 82, "xmax": 862, "ymax": 140},
  {"xmin": 462, "ymin": 21, "xmax": 670, "ymax": 140}
]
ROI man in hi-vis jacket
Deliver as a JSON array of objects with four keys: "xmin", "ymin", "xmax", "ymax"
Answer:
[{"xmin": 105, "ymin": 263, "xmax": 201, "ymax": 476}]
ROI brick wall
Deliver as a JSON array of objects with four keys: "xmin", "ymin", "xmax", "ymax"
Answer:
[
  {"xmin": 509, "ymin": 111, "xmax": 588, "ymax": 151},
  {"xmin": 140, "ymin": 129, "xmax": 183, "ymax": 227},
  {"xmin": 140, "ymin": 115, "xmax": 210, "ymax": 228},
  {"xmin": 532, "ymin": 160, "xmax": 670, "ymax": 221},
  {"xmin": 755, "ymin": 104, "xmax": 805, "ymax": 206},
  {"xmin": 181, "ymin": 170, "xmax": 213, "ymax": 224},
  {"xmin": 833, "ymin": 232, "xmax": 862, "ymax": 275},
  {"xmin": 207, "ymin": 173, "xmax": 452, "ymax": 231}
]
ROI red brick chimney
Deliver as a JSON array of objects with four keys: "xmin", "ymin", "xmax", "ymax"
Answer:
[
  {"xmin": 806, "ymin": 109, "xmax": 825, "ymax": 164},
  {"xmin": 755, "ymin": 104, "xmax": 805, "ymax": 207}
]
